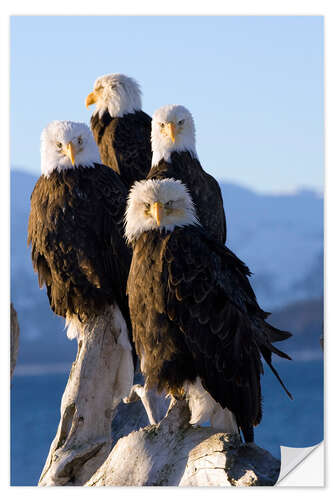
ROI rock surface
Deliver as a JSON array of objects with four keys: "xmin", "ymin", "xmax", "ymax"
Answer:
[{"xmin": 86, "ymin": 400, "xmax": 280, "ymax": 487}]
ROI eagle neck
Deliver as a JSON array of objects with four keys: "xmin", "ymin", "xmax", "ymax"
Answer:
[
  {"xmin": 133, "ymin": 229, "xmax": 170, "ymax": 254},
  {"xmin": 148, "ymin": 151, "xmax": 203, "ymax": 181},
  {"xmin": 152, "ymin": 147, "xmax": 198, "ymax": 168}
]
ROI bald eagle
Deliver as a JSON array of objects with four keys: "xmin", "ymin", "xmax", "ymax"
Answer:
[
  {"xmin": 86, "ymin": 73, "xmax": 152, "ymax": 188},
  {"xmin": 125, "ymin": 178, "xmax": 292, "ymax": 443},
  {"xmin": 148, "ymin": 104, "xmax": 227, "ymax": 244},
  {"xmin": 28, "ymin": 120, "xmax": 134, "ymax": 402}
]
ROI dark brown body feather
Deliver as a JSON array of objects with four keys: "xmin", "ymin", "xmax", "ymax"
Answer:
[
  {"xmin": 28, "ymin": 164, "xmax": 132, "ymax": 327},
  {"xmin": 127, "ymin": 226, "xmax": 292, "ymax": 442},
  {"xmin": 148, "ymin": 152, "xmax": 227, "ymax": 244},
  {"xmin": 90, "ymin": 110, "xmax": 152, "ymax": 188}
]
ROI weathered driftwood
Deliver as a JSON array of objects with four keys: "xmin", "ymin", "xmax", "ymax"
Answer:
[
  {"xmin": 10, "ymin": 303, "xmax": 20, "ymax": 378},
  {"xmin": 39, "ymin": 307, "xmax": 134, "ymax": 486},
  {"xmin": 86, "ymin": 400, "xmax": 280, "ymax": 487},
  {"xmin": 320, "ymin": 328, "xmax": 324, "ymax": 350}
]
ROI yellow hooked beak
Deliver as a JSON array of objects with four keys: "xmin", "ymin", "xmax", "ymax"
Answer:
[
  {"xmin": 85, "ymin": 91, "xmax": 97, "ymax": 108},
  {"xmin": 64, "ymin": 142, "xmax": 76, "ymax": 166},
  {"xmin": 151, "ymin": 202, "xmax": 164, "ymax": 226},
  {"xmin": 166, "ymin": 122, "xmax": 176, "ymax": 143}
]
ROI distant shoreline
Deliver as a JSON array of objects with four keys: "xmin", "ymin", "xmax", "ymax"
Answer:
[
  {"xmin": 13, "ymin": 353, "xmax": 323, "ymax": 378},
  {"xmin": 14, "ymin": 363, "xmax": 71, "ymax": 376}
]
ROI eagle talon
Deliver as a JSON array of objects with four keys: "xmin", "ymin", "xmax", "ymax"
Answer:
[
  {"xmin": 190, "ymin": 422, "xmax": 202, "ymax": 429},
  {"xmin": 123, "ymin": 384, "xmax": 144, "ymax": 404}
]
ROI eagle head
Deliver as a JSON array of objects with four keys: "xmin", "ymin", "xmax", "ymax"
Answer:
[
  {"xmin": 151, "ymin": 104, "xmax": 198, "ymax": 166},
  {"xmin": 85, "ymin": 73, "xmax": 142, "ymax": 118},
  {"xmin": 125, "ymin": 178, "xmax": 199, "ymax": 243},
  {"xmin": 40, "ymin": 121, "xmax": 100, "ymax": 177}
]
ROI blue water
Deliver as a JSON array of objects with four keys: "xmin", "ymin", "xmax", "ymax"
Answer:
[{"xmin": 10, "ymin": 359, "xmax": 323, "ymax": 486}]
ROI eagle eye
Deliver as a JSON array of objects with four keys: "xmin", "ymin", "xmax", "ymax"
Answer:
[
  {"xmin": 56, "ymin": 142, "xmax": 62, "ymax": 149},
  {"xmin": 77, "ymin": 137, "xmax": 83, "ymax": 145},
  {"xmin": 144, "ymin": 202, "xmax": 151, "ymax": 209},
  {"xmin": 178, "ymin": 119, "xmax": 185, "ymax": 126},
  {"xmin": 160, "ymin": 123, "xmax": 165, "ymax": 128}
]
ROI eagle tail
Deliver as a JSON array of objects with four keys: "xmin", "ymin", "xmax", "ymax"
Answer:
[
  {"xmin": 267, "ymin": 324, "xmax": 293, "ymax": 343},
  {"xmin": 241, "ymin": 424, "xmax": 254, "ymax": 443},
  {"xmin": 259, "ymin": 344, "xmax": 293, "ymax": 400}
]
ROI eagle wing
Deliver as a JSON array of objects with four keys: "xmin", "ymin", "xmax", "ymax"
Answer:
[
  {"xmin": 91, "ymin": 110, "xmax": 152, "ymax": 188},
  {"xmin": 163, "ymin": 226, "xmax": 292, "ymax": 432},
  {"xmin": 204, "ymin": 173, "xmax": 227, "ymax": 244},
  {"xmin": 28, "ymin": 165, "xmax": 131, "ymax": 323}
]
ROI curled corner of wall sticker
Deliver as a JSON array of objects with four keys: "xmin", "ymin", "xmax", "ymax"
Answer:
[{"xmin": 276, "ymin": 441, "xmax": 324, "ymax": 487}]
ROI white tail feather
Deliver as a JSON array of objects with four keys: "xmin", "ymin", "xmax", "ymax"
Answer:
[{"xmin": 184, "ymin": 377, "xmax": 238, "ymax": 433}]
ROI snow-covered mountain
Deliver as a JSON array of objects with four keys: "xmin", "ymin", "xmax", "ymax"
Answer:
[
  {"xmin": 222, "ymin": 183, "xmax": 323, "ymax": 310},
  {"xmin": 11, "ymin": 169, "xmax": 323, "ymax": 354}
]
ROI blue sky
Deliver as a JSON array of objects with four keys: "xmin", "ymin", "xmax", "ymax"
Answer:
[{"xmin": 10, "ymin": 15, "xmax": 323, "ymax": 193}]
